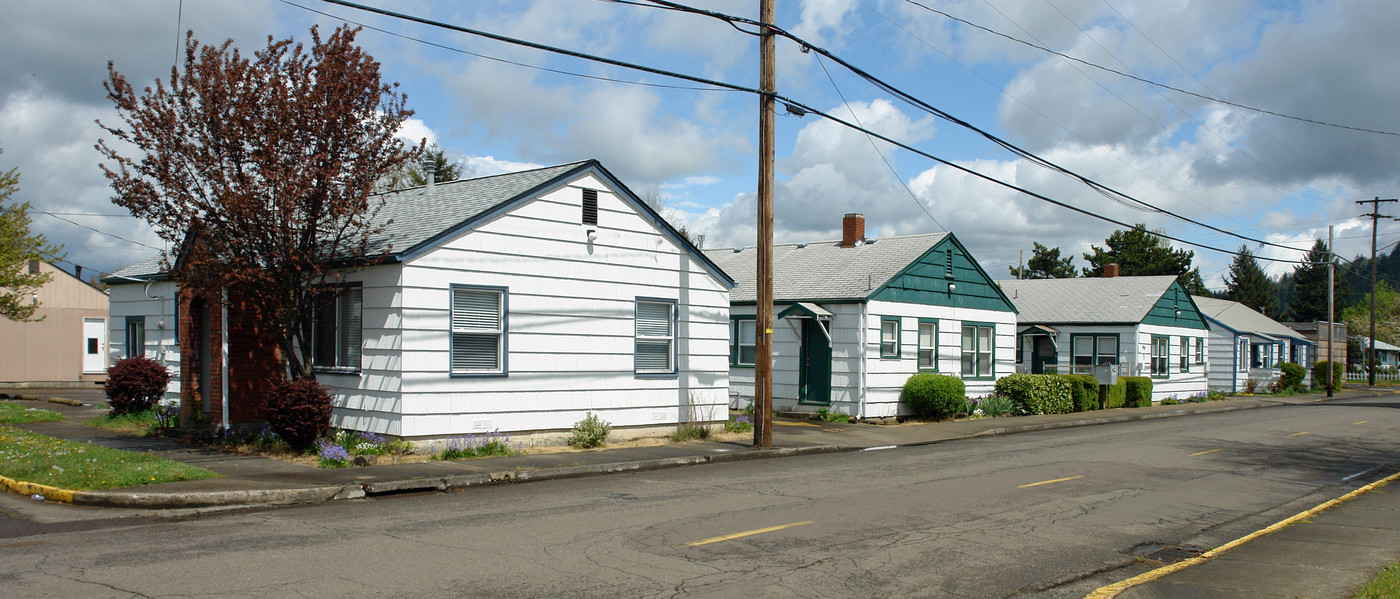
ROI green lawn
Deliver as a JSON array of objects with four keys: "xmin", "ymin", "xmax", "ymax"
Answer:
[
  {"xmin": 0, "ymin": 400, "xmax": 64, "ymax": 424},
  {"xmin": 0, "ymin": 425, "xmax": 218, "ymax": 491},
  {"xmin": 1353, "ymin": 562, "xmax": 1400, "ymax": 599},
  {"xmin": 85, "ymin": 409, "xmax": 162, "ymax": 435}
]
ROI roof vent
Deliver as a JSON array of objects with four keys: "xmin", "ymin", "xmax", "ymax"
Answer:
[
  {"xmin": 865, "ymin": 238, "xmax": 878, "ymax": 244},
  {"xmin": 796, "ymin": 242, "xmax": 807, "ymax": 248},
  {"xmin": 733, "ymin": 247, "xmax": 743, "ymax": 253},
  {"xmin": 422, "ymin": 157, "xmax": 437, "ymax": 195}
]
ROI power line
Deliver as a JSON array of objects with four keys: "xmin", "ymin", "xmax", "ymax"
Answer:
[
  {"xmin": 899, "ymin": 0, "xmax": 1400, "ymax": 138},
  {"xmin": 30, "ymin": 208, "xmax": 163, "ymax": 251},
  {"xmin": 309, "ymin": 0, "xmax": 1302, "ymax": 264}
]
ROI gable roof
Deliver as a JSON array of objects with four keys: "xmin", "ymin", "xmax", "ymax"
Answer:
[
  {"xmin": 1192, "ymin": 295, "xmax": 1309, "ymax": 342},
  {"xmin": 1355, "ymin": 336, "xmax": 1400, "ymax": 353},
  {"xmin": 105, "ymin": 160, "xmax": 732, "ymax": 288},
  {"xmin": 704, "ymin": 233, "xmax": 950, "ymax": 303},
  {"xmin": 999, "ymin": 275, "xmax": 1188, "ymax": 324}
]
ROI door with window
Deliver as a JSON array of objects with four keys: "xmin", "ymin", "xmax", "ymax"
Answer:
[
  {"xmin": 1031, "ymin": 337, "xmax": 1057, "ymax": 374},
  {"xmin": 82, "ymin": 317, "xmax": 106, "ymax": 373},
  {"xmin": 798, "ymin": 319, "xmax": 831, "ymax": 404}
]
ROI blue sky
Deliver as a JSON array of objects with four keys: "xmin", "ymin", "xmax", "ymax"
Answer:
[{"xmin": 4, "ymin": 0, "xmax": 1400, "ymax": 290}]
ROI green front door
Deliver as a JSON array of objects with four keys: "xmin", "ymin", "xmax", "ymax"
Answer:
[
  {"xmin": 798, "ymin": 319, "xmax": 832, "ymax": 404},
  {"xmin": 1031, "ymin": 336, "xmax": 1058, "ymax": 374}
]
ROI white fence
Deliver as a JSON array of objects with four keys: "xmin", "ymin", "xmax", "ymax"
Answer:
[{"xmin": 1346, "ymin": 370, "xmax": 1400, "ymax": 383}]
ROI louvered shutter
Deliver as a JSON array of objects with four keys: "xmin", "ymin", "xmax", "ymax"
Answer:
[{"xmin": 452, "ymin": 288, "xmax": 502, "ymax": 373}]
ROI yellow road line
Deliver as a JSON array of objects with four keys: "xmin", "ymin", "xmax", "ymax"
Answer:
[
  {"xmin": 775, "ymin": 421, "xmax": 819, "ymax": 427},
  {"xmin": 1018, "ymin": 475, "xmax": 1083, "ymax": 489},
  {"xmin": 1084, "ymin": 470, "xmax": 1400, "ymax": 599},
  {"xmin": 685, "ymin": 521, "xmax": 814, "ymax": 547},
  {"xmin": 1188, "ymin": 448, "xmax": 1224, "ymax": 457},
  {"xmin": 1289, "ymin": 432, "xmax": 1309, "ymax": 437},
  {"xmin": 1354, "ymin": 421, "xmax": 1369, "ymax": 425}
]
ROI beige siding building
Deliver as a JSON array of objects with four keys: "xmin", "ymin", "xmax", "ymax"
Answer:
[{"xmin": 0, "ymin": 261, "xmax": 110, "ymax": 386}]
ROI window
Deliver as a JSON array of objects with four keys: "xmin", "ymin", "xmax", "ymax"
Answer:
[
  {"xmin": 1151, "ymin": 336, "xmax": 1169, "ymax": 377},
  {"xmin": 1180, "ymin": 337, "xmax": 1189, "ymax": 372},
  {"xmin": 636, "ymin": 298, "xmax": 676, "ymax": 375},
  {"xmin": 1015, "ymin": 334, "xmax": 1024, "ymax": 365},
  {"xmin": 1071, "ymin": 335, "xmax": 1118, "ymax": 374},
  {"xmin": 880, "ymin": 317, "xmax": 900, "ymax": 358},
  {"xmin": 731, "ymin": 318, "xmax": 756, "ymax": 367},
  {"xmin": 312, "ymin": 285, "xmax": 362, "ymax": 372},
  {"xmin": 1195, "ymin": 337, "xmax": 1205, "ymax": 364},
  {"xmin": 451, "ymin": 286, "xmax": 506, "ymax": 375},
  {"xmin": 582, "ymin": 188, "xmax": 598, "ymax": 225},
  {"xmin": 918, "ymin": 320, "xmax": 937, "ymax": 370},
  {"xmin": 961, "ymin": 324, "xmax": 993, "ymax": 378},
  {"xmin": 1239, "ymin": 339, "xmax": 1249, "ymax": 370},
  {"xmin": 124, "ymin": 316, "xmax": 145, "ymax": 359}
]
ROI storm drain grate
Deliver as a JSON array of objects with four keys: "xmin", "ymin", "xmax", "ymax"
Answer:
[{"xmin": 1131, "ymin": 543, "xmax": 1203, "ymax": 564}]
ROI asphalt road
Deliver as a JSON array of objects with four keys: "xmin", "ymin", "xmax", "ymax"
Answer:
[{"xmin": 3, "ymin": 395, "xmax": 1398, "ymax": 598}]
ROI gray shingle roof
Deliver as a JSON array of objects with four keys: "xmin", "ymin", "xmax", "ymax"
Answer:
[
  {"xmin": 998, "ymin": 276, "xmax": 1178, "ymax": 324},
  {"xmin": 703, "ymin": 233, "xmax": 948, "ymax": 303},
  {"xmin": 106, "ymin": 162, "xmax": 592, "ymax": 282},
  {"xmin": 1193, "ymin": 295, "xmax": 1309, "ymax": 342},
  {"xmin": 104, "ymin": 255, "xmax": 168, "ymax": 282}
]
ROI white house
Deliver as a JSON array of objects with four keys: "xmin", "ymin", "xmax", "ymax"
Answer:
[
  {"xmin": 999, "ymin": 270, "xmax": 1210, "ymax": 402},
  {"xmin": 104, "ymin": 257, "xmax": 180, "ymax": 401},
  {"xmin": 1193, "ymin": 295, "xmax": 1315, "ymax": 392},
  {"xmin": 703, "ymin": 214, "xmax": 1020, "ymax": 419},
  {"xmin": 105, "ymin": 160, "xmax": 735, "ymax": 438},
  {"xmin": 1354, "ymin": 336, "xmax": 1400, "ymax": 370}
]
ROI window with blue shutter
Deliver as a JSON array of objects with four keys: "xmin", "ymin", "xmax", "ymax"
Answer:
[
  {"xmin": 636, "ymin": 299, "xmax": 676, "ymax": 375},
  {"xmin": 451, "ymin": 286, "xmax": 506, "ymax": 376}
]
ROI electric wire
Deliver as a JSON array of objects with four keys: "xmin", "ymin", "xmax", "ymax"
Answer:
[
  {"xmin": 309, "ymin": 0, "xmax": 1304, "ymax": 264},
  {"xmin": 31, "ymin": 208, "xmax": 163, "ymax": 251}
]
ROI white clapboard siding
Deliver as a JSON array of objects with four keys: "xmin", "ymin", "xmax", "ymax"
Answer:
[
  {"xmin": 318, "ymin": 264, "xmax": 407, "ymax": 433},
  {"xmin": 376, "ymin": 175, "xmax": 729, "ymax": 436},
  {"xmin": 1205, "ymin": 326, "xmax": 1242, "ymax": 392},
  {"xmin": 107, "ymin": 281, "xmax": 181, "ymax": 401},
  {"xmin": 863, "ymin": 301, "xmax": 1017, "ymax": 418},
  {"xmin": 1133, "ymin": 325, "xmax": 1211, "ymax": 401}
]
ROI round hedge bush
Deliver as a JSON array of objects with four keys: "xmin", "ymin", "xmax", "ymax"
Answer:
[
  {"xmin": 264, "ymin": 378, "xmax": 334, "ymax": 450},
  {"xmin": 104, "ymin": 356, "xmax": 171, "ymax": 415},
  {"xmin": 901, "ymin": 372, "xmax": 965, "ymax": 420}
]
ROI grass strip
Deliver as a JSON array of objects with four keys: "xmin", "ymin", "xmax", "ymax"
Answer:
[
  {"xmin": 0, "ymin": 425, "xmax": 218, "ymax": 491},
  {"xmin": 1352, "ymin": 562, "xmax": 1400, "ymax": 599},
  {"xmin": 0, "ymin": 400, "xmax": 64, "ymax": 424},
  {"xmin": 86, "ymin": 409, "xmax": 161, "ymax": 435}
]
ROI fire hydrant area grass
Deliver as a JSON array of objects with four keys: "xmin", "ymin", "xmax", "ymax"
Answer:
[
  {"xmin": 0, "ymin": 400, "xmax": 65, "ymax": 424},
  {"xmin": 0, "ymin": 425, "xmax": 219, "ymax": 491}
]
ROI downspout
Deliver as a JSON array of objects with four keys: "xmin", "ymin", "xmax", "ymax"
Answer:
[
  {"xmin": 221, "ymin": 288, "xmax": 230, "ymax": 431},
  {"xmin": 1231, "ymin": 335, "xmax": 1238, "ymax": 393},
  {"xmin": 857, "ymin": 302, "xmax": 867, "ymax": 419}
]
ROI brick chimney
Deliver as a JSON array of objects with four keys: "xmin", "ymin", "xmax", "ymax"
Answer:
[
  {"xmin": 840, "ymin": 213, "xmax": 865, "ymax": 247},
  {"xmin": 1104, "ymin": 263, "xmax": 1120, "ymax": 278}
]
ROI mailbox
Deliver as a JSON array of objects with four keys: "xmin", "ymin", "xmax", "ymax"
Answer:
[{"xmin": 1093, "ymin": 364, "xmax": 1119, "ymax": 386}]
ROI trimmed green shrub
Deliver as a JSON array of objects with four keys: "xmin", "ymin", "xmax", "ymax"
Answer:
[
  {"xmin": 569, "ymin": 412, "xmax": 611, "ymax": 448},
  {"xmin": 104, "ymin": 356, "xmax": 171, "ymax": 415},
  {"xmin": 1106, "ymin": 379, "xmax": 1128, "ymax": 408},
  {"xmin": 264, "ymin": 378, "xmax": 334, "ymax": 451},
  {"xmin": 1056, "ymin": 374, "xmax": 1101, "ymax": 412},
  {"xmin": 901, "ymin": 372, "xmax": 965, "ymax": 420},
  {"xmin": 1273, "ymin": 363, "xmax": 1306, "ymax": 393},
  {"xmin": 1123, "ymin": 377, "xmax": 1153, "ymax": 407},
  {"xmin": 1312, "ymin": 360, "xmax": 1344, "ymax": 392},
  {"xmin": 994, "ymin": 374, "xmax": 1073, "ymax": 415}
]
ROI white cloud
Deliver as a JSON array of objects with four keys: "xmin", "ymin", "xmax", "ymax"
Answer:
[{"xmin": 396, "ymin": 118, "xmax": 438, "ymax": 146}]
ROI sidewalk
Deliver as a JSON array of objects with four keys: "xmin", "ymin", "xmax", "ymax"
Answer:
[{"xmin": 5, "ymin": 388, "xmax": 1400, "ymax": 598}]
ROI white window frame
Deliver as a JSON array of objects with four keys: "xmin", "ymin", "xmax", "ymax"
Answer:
[
  {"xmin": 450, "ymin": 285, "xmax": 507, "ymax": 376},
  {"xmin": 636, "ymin": 298, "xmax": 677, "ymax": 376},
  {"xmin": 918, "ymin": 320, "xmax": 938, "ymax": 370},
  {"xmin": 960, "ymin": 323, "xmax": 994, "ymax": 378},
  {"xmin": 880, "ymin": 317, "xmax": 900, "ymax": 358},
  {"xmin": 311, "ymin": 284, "xmax": 362, "ymax": 373},
  {"xmin": 731, "ymin": 317, "xmax": 756, "ymax": 367}
]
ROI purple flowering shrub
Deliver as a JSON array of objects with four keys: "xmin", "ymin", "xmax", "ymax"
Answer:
[{"xmin": 433, "ymin": 430, "xmax": 522, "ymax": 460}]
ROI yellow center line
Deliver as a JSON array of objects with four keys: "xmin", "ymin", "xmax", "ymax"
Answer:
[
  {"xmin": 775, "ymin": 421, "xmax": 819, "ymax": 427},
  {"xmin": 1189, "ymin": 448, "xmax": 1224, "ymax": 457},
  {"xmin": 1354, "ymin": 421, "xmax": 1369, "ymax": 425},
  {"xmin": 684, "ymin": 521, "xmax": 814, "ymax": 547},
  {"xmin": 1018, "ymin": 475, "xmax": 1083, "ymax": 489},
  {"xmin": 1289, "ymin": 432, "xmax": 1309, "ymax": 437}
]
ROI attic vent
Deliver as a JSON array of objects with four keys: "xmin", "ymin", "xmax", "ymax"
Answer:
[
  {"xmin": 944, "ymin": 249, "xmax": 954, "ymax": 279},
  {"xmin": 582, "ymin": 189, "xmax": 599, "ymax": 226}
]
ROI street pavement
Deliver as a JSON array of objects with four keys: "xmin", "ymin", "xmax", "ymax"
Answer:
[{"xmin": 3, "ymin": 386, "xmax": 1399, "ymax": 598}]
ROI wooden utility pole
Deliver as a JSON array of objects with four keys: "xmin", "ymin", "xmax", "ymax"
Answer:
[
  {"xmin": 1327, "ymin": 225, "xmax": 1334, "ymax": 397},
  {"xmin": 1356, "ymin": 197, "xmax": 1396, "ymax": 386},
  {"xmin": 753, "ymin": 0, "xmax": 776, "ymax": 448}
]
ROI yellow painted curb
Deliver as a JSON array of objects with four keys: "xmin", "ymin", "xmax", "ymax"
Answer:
[
  {"xmin": 1085, "ymin": 470, "xmax": 1400, "ymax": 599},
  {"xmin": 0, "ymin": 474, "xmax": 76, "ymax": 503}
]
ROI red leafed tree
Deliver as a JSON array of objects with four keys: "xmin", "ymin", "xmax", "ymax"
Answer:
[{"xmin": 98, "ymin": 26, "xmax": 420, "ymax": 386}]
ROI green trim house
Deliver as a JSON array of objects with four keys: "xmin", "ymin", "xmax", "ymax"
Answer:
[
  {"xmin": 999, "ymin": 270, "xmax": 1210, "ymax": 402},
  {"xmin": 703, "ymin": 214, "xmax": 1018, "ymax": 419}
]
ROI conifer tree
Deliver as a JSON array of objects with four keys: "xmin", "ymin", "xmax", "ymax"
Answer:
[{"xmin": 1224, "ymin": 245, "xmax": 1280, "ymax": 318}]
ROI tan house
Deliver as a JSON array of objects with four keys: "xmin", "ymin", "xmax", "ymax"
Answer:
[{"xmin": 0, "ymin": 261, "xmax": 110, "ymax": 386}]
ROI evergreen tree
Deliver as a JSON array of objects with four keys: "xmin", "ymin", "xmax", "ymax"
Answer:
[
  {"xmin": 407, "ymin": 144, "xmax": 461, "ymax": 186},
  {"xmin": 1223, "ymin": 245, "xmax": 1280, "ymax": 318},
  {"xmin": 1009, "ymin": 242, "xmax": 1076, "ymax": 279},
  {"xmin": 1288, "ymin": 238, "xmax": 1346, "ymax": 322},
  {"xmin": 1082, "ymin": 224, "xmax": 1207, "ymax": 293}
]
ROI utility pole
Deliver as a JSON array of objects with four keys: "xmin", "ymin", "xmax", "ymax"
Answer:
[
  {"xmin": 1356, "ymin": 197, "xmax": 1396, "ymax": 386},
  {"xmin": 1327, "ymin": 225, "xmax": 1334, "ymax": 397},
  {"xmin": 753, "ymin": 0, "xmax": 775, "ymax": 448}
]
